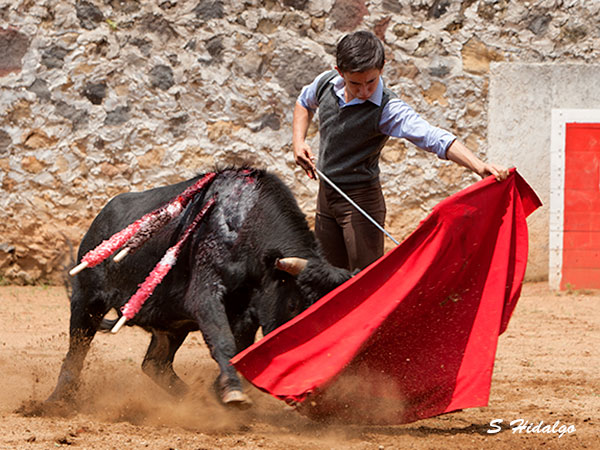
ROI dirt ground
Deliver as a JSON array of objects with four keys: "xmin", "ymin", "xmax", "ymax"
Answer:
[{"xmin": 0, "ymin": 282, "xmax": 597, "ymax": 449}]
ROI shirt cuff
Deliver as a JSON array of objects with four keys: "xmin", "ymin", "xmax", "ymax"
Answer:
[{"xmin": 437, "ymin": 134, "xmax": 457, "ymax": 160}]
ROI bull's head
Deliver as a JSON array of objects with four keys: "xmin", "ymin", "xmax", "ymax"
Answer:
[{"xmin": 260, "ymin": 256, "xmax": 351, "ymax": 335}]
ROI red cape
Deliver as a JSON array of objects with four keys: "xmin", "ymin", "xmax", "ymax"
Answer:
[{"xmin": 231, "ymin": 169, "xmax": 542, "ymax": 424}]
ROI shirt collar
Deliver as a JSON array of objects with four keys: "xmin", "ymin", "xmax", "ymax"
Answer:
[{"xmin": 331, "ymin": 74, "xmax": 384, "ymax": 107}]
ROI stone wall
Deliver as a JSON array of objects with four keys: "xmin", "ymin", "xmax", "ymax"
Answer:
[{"xmin": 1, "ymin": 0, "xmax": 598, "ymax": 284}]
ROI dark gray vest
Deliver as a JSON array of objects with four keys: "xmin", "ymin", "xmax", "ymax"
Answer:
[{"xmin": 316, "ymin": 70, "xmax": 395, "ymax": 187}]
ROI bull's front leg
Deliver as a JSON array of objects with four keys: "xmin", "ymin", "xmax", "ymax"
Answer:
[{"xmin": 188, "ymin": 282, "xmax": 252, "ymax": 407}]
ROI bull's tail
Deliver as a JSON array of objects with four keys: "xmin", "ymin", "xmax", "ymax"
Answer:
[{"xmin": 60, "ymin": 232, "xmax": 75, "ymax": 298}]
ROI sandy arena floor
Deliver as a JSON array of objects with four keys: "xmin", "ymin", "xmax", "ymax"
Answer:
[{"xmin": 0, "ymin": 282, "xmax": 597, "ymax": 449}]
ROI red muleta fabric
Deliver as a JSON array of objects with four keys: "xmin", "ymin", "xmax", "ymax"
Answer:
[{"xmin": 231, "ymin": 169, "xmax": 542, "ymax": 424}]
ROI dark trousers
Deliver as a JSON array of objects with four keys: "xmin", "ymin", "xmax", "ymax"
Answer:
[{"xmin": 315, "ymin": 179, "xmax": 386, "ymax": 271}]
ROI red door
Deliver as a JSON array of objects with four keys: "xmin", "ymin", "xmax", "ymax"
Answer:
[{"xmin": 561, "ymin": 123, "xmax": 600, "ymax": 290}]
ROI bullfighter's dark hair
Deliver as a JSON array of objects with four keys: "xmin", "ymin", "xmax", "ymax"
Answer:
[{"xmin": 336, "ymin": 30, "xmax": 385, "ymax": 73}]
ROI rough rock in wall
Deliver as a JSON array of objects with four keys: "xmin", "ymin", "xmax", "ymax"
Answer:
[{"xmin": 0, "ymin": 0, "xmax": 598, "ymax": 284}]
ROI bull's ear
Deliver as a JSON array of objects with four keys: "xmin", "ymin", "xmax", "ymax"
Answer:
[{"xmin": 275, "ymin": 257, "xmax": 308, "ymax": 277}]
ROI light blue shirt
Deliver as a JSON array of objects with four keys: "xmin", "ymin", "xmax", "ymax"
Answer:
[{"xmin": 297, "ymin": 71, "xmax": 456, "ymax": 159}]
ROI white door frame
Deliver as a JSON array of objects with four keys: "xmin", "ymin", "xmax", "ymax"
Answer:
[{"xmin": 549, "ymin": 109, "xmax": 600, "ymax": 289}]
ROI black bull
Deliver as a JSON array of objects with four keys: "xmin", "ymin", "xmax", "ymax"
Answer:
[{"xmin": 47, "ymin": 168, "xmax": 351, "ymax": 406}]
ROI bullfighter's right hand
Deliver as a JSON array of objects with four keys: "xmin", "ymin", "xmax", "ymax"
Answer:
[{"xmin": 294, "ymin": 141, "xmax": 317, "ymax": 179}]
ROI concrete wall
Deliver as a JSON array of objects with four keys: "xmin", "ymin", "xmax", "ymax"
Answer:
[{"xmin": 488, "ymin": 63, "xmax": 600, "ymax": 281}]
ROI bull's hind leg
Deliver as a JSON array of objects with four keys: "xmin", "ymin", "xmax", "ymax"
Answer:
[
  {"xmin": 46, "ymin": 292, "xmax": 105, "ymax": 405},
  {"xmin": 142, "ymin": 329, "xmax": 189, "ymax": 397}
]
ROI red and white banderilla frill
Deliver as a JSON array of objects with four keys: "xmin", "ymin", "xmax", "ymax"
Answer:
[
  {"xmin": 69, "ymin": 172, "xmax": 216, "ymax": 276},
  {"xmin": 111, "ymin": 196, "xmax": 217, "ymax": 333}
]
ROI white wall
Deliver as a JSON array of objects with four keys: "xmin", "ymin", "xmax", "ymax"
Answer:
[{"xmin": 488, "ymin": 63, "xmax": 600, "ymax": 283}]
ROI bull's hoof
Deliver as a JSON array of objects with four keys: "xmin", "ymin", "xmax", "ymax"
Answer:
[
  {"xmin": 222, "ymin": 389, "xmax": 253, "ymax": 409},
  {"xmin": 16, "ymin": 399, "xmax": 74, "ymax": 418}
]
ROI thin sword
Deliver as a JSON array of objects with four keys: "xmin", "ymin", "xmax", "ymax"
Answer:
[{"xmin": 315, "ymin": 168, "xmax": 400, "ymax": 246}]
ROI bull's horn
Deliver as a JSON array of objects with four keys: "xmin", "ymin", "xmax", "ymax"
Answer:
[{"xmin": 276, "ymin": 257, "xmax": 308, "ymax": 276}]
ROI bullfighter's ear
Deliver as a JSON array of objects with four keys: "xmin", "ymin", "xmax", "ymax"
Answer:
[{"xmin": 275, "ymin": 257, "xmax": 307, "ymax": 277}]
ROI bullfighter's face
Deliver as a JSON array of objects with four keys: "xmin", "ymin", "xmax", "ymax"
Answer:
[{"xmin": 336, "ymin": 67, "xmax": 383, "ymax": 102}]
